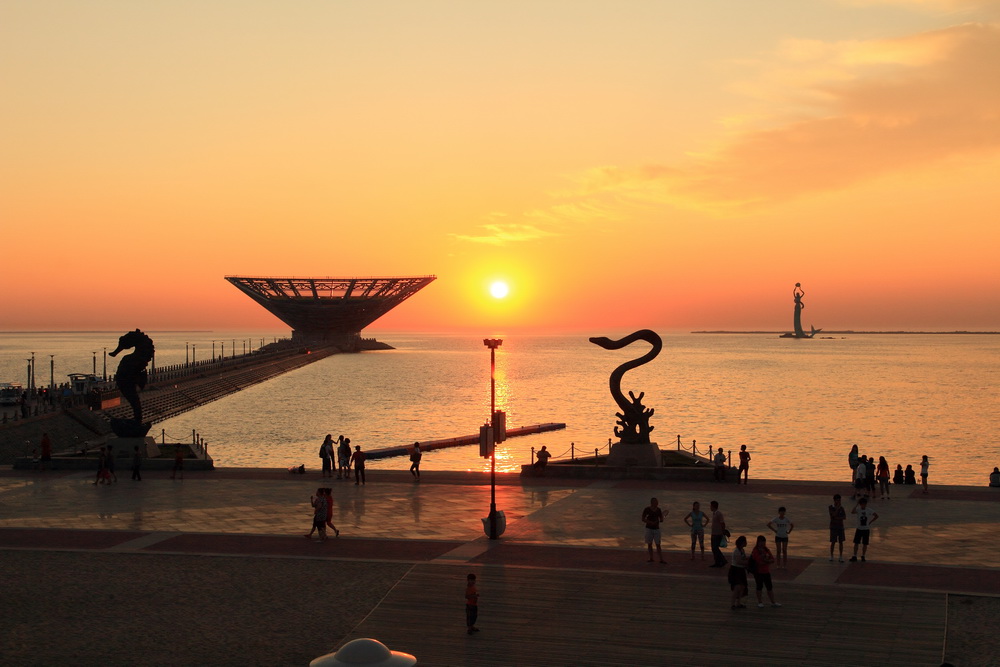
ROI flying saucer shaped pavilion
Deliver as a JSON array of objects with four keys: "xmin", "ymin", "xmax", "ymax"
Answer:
[{"xmin": 225, "ymin": 275, "xmax": 436, "ymax": 346}]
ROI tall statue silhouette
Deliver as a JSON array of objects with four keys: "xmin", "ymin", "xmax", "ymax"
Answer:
[
  {"xmin": 793, "ymin": 283, "xmax": 806, "ymax": 337},
  {"xmin": 782, "ymin": 283, "xmax": 820, "ymax": 338},
  {"xmin": 108, "ymin": 329, "xmax": 155, "ymax": 437}
]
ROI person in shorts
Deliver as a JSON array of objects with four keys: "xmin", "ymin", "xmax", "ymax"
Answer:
[
  {"xmin": 749, "ymin": 535, "xmax": 781, "ymax": 608},
  {"xmin": 641, "ymin": 497, "xmax": 667, "ymax": 563},
  {"xmin": 829, "ymin": 494, "xmax": 847, "ymax": 562},
  {"xmin": 850, "ymin": 497, "xmax": 879, "ymax": 562},
  {"xmin": 766, "ymin": 506, "xmax": 794, "ymax": 569},
  {"xmin": 737, "ymin": 445, "xmax": 751, "ymax": 484},
  {"xmin": 683, "ymin": 501, "xmax": 708, "ymax": 560}
]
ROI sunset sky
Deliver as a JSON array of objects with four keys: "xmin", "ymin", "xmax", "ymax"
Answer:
[{"xmin": 3, "ymin": 1, "xmax": 999, "ymax": 333}]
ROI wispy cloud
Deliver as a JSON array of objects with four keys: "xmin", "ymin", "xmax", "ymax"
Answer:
[{"xmin": 453, "ymin": 21, "xmax": 1000, "ymax": 242}]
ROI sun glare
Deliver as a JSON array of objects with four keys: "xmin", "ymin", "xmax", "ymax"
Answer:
[{"xmin": 490, "ymin": 281, "xmax": 510, "ymax": 299}]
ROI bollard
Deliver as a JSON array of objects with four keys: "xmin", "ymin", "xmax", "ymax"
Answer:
[{"xmin": 571, "ymin": 441, "xmax": 575, "ymax": 460}]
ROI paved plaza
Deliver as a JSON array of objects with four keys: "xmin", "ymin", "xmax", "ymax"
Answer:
[{"xmin": 1, "ymin": 467, "xmax": 998, "ymax": 665}]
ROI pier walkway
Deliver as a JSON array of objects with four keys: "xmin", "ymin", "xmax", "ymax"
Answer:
[{"xmin": 1, "ymin": 469, "xmax": 997, "ymax": 666}]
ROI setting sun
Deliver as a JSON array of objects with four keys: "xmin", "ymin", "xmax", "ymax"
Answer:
[{"xmin": 489, "ymin": 281, "xmax": 510, "ymax": 299}]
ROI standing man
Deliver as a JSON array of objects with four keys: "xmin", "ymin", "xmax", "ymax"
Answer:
[
  {"xmin": 131, "ymin": 444, "xmax": 142, "ymax": 481},
  {"xmin": 409, "ymin": 442, "xmax": 422, "ymax": 481},
  {"xmin": 641, "ymin": 497, "xmax": 667, "ymax": 564},
  {"xmin": 465, "ymin": 573, "xmax": 480, "ymax": 634},
  {"xmin": 850, "ymin": 497, "xmax": 879, "ymax": 562},
  {"xmin": 766, "ymin": 506, "xmax": 794, "ymax": 569},
  {"xmin": 709, "ymin": 500, "xmax": 728, "ymax": 567},
  {"xmin": 320, "ymin": 434, "xmax": 334, "ymax": 479},
  {"xmin": 828, "ymin": 494, "xmax": 847, "ymax": 562},
  {"xmin": 337, "ymin": 436, "xmax": 351, "ymax": 480},
  {"xmin": 737, "ymin": 445, "xmax": 751, "ymax": 484},
  {"xmin": 351, "ymin": 444, "xmax": 366, "ymax": 485},
  {"xmin": 714, "ymin": 447, "xmax": 727, "ymax": 482}
]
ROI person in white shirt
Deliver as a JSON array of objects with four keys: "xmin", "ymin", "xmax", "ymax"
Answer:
[
  {"xmin": 766, "ymin": 506, "xmax": 794, "ymax": 569},
  {"xmin": 849, "ymin": 497, "xmax": 879, "ymax": 562}
]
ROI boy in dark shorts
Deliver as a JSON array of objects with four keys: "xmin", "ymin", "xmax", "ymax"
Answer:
[
  {"xmin": 850, "ymin": 497, "xmax": 879, "ymax": 562},
  {"xmin": 828, "ymin": 494, "xmax": 847, "ymax": 562}
]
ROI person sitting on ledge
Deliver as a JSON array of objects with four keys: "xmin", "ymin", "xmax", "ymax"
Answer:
[
  {"xmin": 533, "ymin": 446, "xmax": 551, "ymax": 471},
  {"xmin": 892, "ymin": 464, "xmax": 904, "ymax": 485},
  {"xmin": 904, "ymin": 464, "xmax": 916, "ymax": 485},
  {"xmin": 990, "ymin": 467, "xmax": 1000, "ymax": 488}
]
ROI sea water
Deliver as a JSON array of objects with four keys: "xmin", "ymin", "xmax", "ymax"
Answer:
[{"xmin": 1, "ymin": 331, "xmax": 997, "ymax": 485}]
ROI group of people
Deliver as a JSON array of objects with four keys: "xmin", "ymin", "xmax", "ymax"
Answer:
[
  {"xmin": 641, "ymin": 493, "xmax": 883, "ymax": 610},
  {"xmin": 318, "ymin": 434, "xmax": 372, "ymax": 485},
  {"xmin": 848, "ymin": 444, "xmax": 929, "ymax": 497}
]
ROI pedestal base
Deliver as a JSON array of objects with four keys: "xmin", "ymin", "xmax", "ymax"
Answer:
[
  {"xmin": 606, "ymin": 442, "xmax": 662, "ymax": 467},
  {"xmin": 106, "ymin": 436, "xmax": 159, "ymax": 459}
]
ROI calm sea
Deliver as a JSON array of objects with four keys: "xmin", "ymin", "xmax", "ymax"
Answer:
[{"xmin": 2, "ymin": 331, "xmax": 997, "ymax": 485}]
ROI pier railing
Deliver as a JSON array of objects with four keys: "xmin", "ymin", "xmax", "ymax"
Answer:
[{"xmin": 530, "ymin": 435, "xmax": 731, "ymax": 467}]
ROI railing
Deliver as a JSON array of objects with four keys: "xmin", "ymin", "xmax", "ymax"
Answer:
[
  {"xmin": 527, "ymin": 435, "xmax": 738, "ymax": 468},
  {"xmin": 160, "ymin": 428, "xmax": 209, "ymax": 459},
  {"xmin": 675, "ymin": 434, "xmax": 731, "ymax": 466},
  {"xmin": 530, "ymin": 439, "xmax": 614, "ymax": 466}
]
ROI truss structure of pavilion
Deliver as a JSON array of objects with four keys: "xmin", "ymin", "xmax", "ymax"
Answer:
[{"xmin": 225, "ymin": 275, "xmax": 436, "ymax": 345}]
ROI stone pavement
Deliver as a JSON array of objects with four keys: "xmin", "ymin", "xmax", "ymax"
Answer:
[{"xmin": 1, "ymin": 467, "xmax": 998, "ymax": 665}]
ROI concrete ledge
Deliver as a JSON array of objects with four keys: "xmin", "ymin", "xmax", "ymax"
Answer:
[{"xmin": 521, "ymin": 463, "xmax": 733, "ymax": 481}]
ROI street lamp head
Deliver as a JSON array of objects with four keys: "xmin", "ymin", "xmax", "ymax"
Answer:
[{"xmin": 483, "ymin": 338, "xmax": 503, "ymax": 349}]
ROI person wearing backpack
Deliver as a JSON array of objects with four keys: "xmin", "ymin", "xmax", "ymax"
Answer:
[{"xmin": 749, "ymin": 535, "xmax": 781, "ymax": 608}]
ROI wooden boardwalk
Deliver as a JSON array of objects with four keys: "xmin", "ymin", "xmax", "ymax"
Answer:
[{"xmin": 339, "ymin": 564, "xmax": 945, "ymax": 666}]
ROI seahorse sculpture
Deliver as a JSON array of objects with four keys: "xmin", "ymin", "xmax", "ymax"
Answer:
[
  {"xmin": 108, "ymin": 328, "xmax": 155, "ymax": 436},
  {"xmin": 589, "ymin": 329, "xmax": 662, "ymax": 444}
]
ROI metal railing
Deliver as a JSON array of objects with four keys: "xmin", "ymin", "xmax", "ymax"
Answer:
[{"xmin": 527, "ymin": 435, "xmax": 740, "ymax": 468}]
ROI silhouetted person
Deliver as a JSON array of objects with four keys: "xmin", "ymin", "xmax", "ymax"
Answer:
[
  {"xmin": 351, "ymin": 445, "xmax": 366, "ymax": 485},
  {"xmin": 533, "ymin": 446, "xmax": 551, "ymax": 473},
  {"xmin": 409, "ymin": 442, "xmax": 422, "ymax": 480}
]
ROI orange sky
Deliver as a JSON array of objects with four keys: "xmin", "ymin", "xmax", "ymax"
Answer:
[{"xmin": 2, "ymin": 1, "xmax": 999, "ymax": 333}]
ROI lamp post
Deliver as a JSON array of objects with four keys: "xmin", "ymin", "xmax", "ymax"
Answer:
[
  {"xmin": 92, "ymin": 351, "xmax": 97, "ymax": 376},
  {"xmin": 483, "ymin": 338, "xmax": 503, "ymax": 540},
  {"xmin": 192, "ymin": 344, "xmax": 196, "ymax": 364},
  {"xmin": 221, "ymin": 341, "xmax": 225, "ymax": 360},
  {"xmin": 49, "ymin": 355, "xmax": 54, "ymax": 391},
  {"xmin": 212, "ymin": 341, "xmax": 216, "ymax": 361},
  {"xmin": 30, "ymin": 352, "xmax": 35, "ymax": 392},
  {"xmin": 102, "ymin": 347, "xmax": 107, "ymax": 381},
  {"xmin": 185, "ymin": 342, "xmax": 189, "ymax": 366}
]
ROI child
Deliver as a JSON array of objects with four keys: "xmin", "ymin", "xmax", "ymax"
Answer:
[
  {"xmin": 306, "ymin": 488, "xmax": 328, "ymax": 540},
  {"xmin": 766, "ymin": 507, "xmax": 794, "ymax": 569},
  {"xmin": 683, "ymin": 501, "xmax": 708, "ymax": 560},
  {"xmin": 465, "ymin": 573, "xmax": 479, "ymax": 634}
]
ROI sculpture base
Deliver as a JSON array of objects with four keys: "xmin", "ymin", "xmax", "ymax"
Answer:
[
  {"xmin": 106, "ymin": 436, "xmax": 159, "ymax": 459},
  {"xmin": 606, "ymin": 442, "xmax": 661, "ymax": 467},
  {"xmin": 110, "ymin": 418, "xmax": 152, "ymax": 438}
]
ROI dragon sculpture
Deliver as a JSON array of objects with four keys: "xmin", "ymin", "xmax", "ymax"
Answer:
[
  {"xmin": 108, "ymin": 328, "xmax": 155, "ymax": 437},
  {"xmin": 589, "ymin": 329, "xmax": 662, "ymax": 444}
]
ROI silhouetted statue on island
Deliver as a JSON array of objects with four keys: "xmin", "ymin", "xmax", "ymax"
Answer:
[
  {"xmin": 108, "ymin": 329, "xmax": 155, "ymax": 437},
  {"xmin": 589, "ymin": 330, "xmax": 661, "ymax": 444},
  {"xmin": 782, "ymin": 282, "xmax": 821, "ymax": 338}
]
